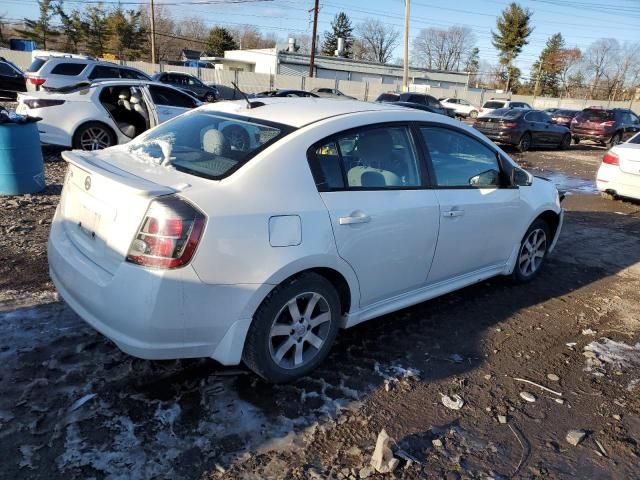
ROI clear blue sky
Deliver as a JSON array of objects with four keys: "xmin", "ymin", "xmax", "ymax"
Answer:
[{"xmin": 3, "ymin": 0, "xmax": 639, "ymax": 79}]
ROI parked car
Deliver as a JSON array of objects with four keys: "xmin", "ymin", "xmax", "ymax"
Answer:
[
  {"xmin": 571, "ymin": 107, "xmax": 640, "ymax": 146},
  {"xmin": 392, "ymin": 101, "xmax": 452, "ymax": 116},
  {"xmin": 151, "ymin": 71, "xmax": 219, "ymax": 102},
  {"xmin": 0, "ymin": 57, "xmax": 26, "ymax": 100},
  {"xmin": 24, "ymin": 55, "xmax": 151, "ymax": 91},
  {"xmin": 48, "ymin": 98, "xmax": 563, "ymax": 382},
  {"xmin": 473, "ymin": 108, "xmax": 571, "ymax": 152},
  {"xmin": 16, "ymin": 80, "xmax": 201, "ymax": 150},
  {"xmin": 544, "ymin": 107, "xmax": 559, "ymax": 114},
  {"xmin": 310, "ymin": 87, "xmax": 356, "ymax": 100},
  {"xmin": 549, "ymin": 109, "xmax": 579, "ymax": 127},
  {"xmin": 439, "ymin": 97, "xmax": 479, "ymax": 118},
  {"xmin": 253, "ymin": 89, "xmax": 319, "ymax": 98},
  {"xmin": 478, "ymin": 99, "xmax": 532, "ymax": 118},
  {"xmin": 376, "ymin": 92, "xmax": 454, "ymax": 117},
  {"xmin": 596, "ymin": 132, "xmax": 640, "ymax": 201}
]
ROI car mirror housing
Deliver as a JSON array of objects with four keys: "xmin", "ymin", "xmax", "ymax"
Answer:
[{"xmin": 511, "ymin": 167, "xmax": 532, "ymax": 187}]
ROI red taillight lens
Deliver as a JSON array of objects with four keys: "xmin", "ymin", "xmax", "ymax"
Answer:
[
  {"xmin": 600, "ymin": 121, "xmax": 615, "ymax": 127},
  {"xmin": 28, "ymin": 77, "xmax": 46, "ymax": 86},
  {"xmin": 602, "ymin": 151, "xmax": 619, "ymax": 166},
  {"xmin": 502, "ymin": 121, "xmax": 518, "ymax": 128},
  {"xmin": 24, "ymin": 99, "xmax": 65, "ymax": 109},
  {"xmin": 126, "ymin": 196, "xmax": 206, "ymax": 269}
]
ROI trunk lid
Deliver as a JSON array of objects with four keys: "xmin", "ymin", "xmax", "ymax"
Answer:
[
  {"xmin": 615, "ymin": 144, "xmax": 640, "ymax": 176},
  {"xmin": 59, "ymin": 150, "xmax": 179, "ymax": 274}
]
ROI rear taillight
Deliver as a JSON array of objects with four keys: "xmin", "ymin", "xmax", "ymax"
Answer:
[
  {"xmin": 600, "ymin": 121, "xmax": 615, "ymax": 127},
  {"xmin": 479, "ymin": 108, "xmax": 484, "ymax": 112},
  {"xmin": 28, "ymin": 77, "xmax": 46, "ymax": 86},
  {"xmin": 126, "ymin": 196, "xmax": 206, "ymax": 269},
  {"xmin": 602, "ymin": 151, "xmax": 619, "ymax": 166},
  {"xmin": 501, "ymin": 121, "xmax": 518, "ymax": 129},
  {"xmin": 23, "ymin": 99, "xmax": 65, "ymax": 109}
]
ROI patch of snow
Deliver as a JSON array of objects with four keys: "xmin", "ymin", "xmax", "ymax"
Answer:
[{"xmin": 584, "ymin": 338, "xmax": 640, "ymax": 374}]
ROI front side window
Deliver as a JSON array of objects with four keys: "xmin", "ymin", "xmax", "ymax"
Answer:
[
  {"xmin": 187, "ymin": 76, "xmax": 203, "ymax": 86},
  {"xmin": 421, "ymin": 127, "xmax": 501, "ymax": 188},
  {"xmin": 126, "ymin": 112, "xmax": 290, "ymax": 179},
  {"xmin": 50, "ymin": 63, "xmax": 87, "ymax": 76},
  {"xmin": 148, "ymin": 85, "xmax": 197, "ymax": 108},
  {"xmin": 88, "ymin": 65, "xmax": 121, "ymax": 80},
  {"xmin": 309, "ymin": 126, "xmax": 422, "ymax": 190}
]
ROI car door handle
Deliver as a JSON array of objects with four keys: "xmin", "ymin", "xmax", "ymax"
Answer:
[
  {"xmin": 339, "ymin": 212, "xmax": 371, "ymax": 225},
  {"xmin": 443, "ymin": 209, "xmax": 465, "ymax": 218}
]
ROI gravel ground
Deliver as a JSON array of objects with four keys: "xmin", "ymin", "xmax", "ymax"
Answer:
[{"xmin": 1, "ymin": 141, "xmax": 639, "ymax": 479}]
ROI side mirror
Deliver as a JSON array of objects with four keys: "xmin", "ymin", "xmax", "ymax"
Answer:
[{"xmin": 511, "ymin": 167, "xmax": 532, "ymax": 187}]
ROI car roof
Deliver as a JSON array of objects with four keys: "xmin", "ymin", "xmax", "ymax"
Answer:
[
  {"xmin": 199, "ymin": 97, "xmax": 446, "ymax": 128},
  {"xmin": 160, "ymin": 71, "xmax": 196, "ymax": 75}
]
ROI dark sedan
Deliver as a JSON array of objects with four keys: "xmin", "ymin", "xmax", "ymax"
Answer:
[
  {"xmin": 473, "ymin": 109, "xmax": 571, "ymax": 152},
  {"xmin": 376, "ymin": 92, "xmax": 455, "ymax": 117},
  {"xmin": 151, "ymin": 72, "xmax": 219, "ymax": 102},
  {"xmin": 253, "ymin": 89, "xmax": 318, "ymax": 98},
  {"xmin": 0, "ymin": 57, "xmax": 26, "ymax": 100},
  {"xmin": 392, "ymin": 101, "xmax": 451, "ymax": 116},
  {"xmin": 550, "ymin": 109, "xmax": 579, "ymax": 127}
]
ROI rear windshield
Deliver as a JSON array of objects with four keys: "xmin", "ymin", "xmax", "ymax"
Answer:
[
  {"xmin": 578, "ymin": 109, "xmax": 613, "ymax": 121},
  {"xmin": 489, "ymin": 108, "xmax": 522, "ymax": 119},
  {"xmin": 377, "ymin": 93, "xmax": 400, "ymax": 102},
  {"xmin": 126, "ymin": 112, "xmax": 293, "ymax": 179},
  {"xmin": 483, "ymin": 101, "xmax": 505, "ymax": 108},
  {"xmin": 27, "ymin": 58, "xmax": 47, "ymax": 73},
  {"xmin": 554, "ymin": 109, "xmax": 577, "ymax": 116}
]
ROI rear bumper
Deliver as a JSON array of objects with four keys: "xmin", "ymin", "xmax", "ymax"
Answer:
[
  {"xmin": 572, "ymin": 130, "xmax": 613, "ymax": 142},
  {"xmin": 48, "ymin": 213, "xmax": 261, "ymax": 364},
  {"xmin": 596, "ymin": 164, "xmax": 640, "ymax": 200},
  {"xmin": 476, "ymin": 129, "xmax": 520, "ymax": 144}
]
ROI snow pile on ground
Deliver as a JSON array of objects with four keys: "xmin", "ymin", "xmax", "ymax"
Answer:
[{"xmin": 583, "ymin": 338, "xmax": 640, "ymax": 390}]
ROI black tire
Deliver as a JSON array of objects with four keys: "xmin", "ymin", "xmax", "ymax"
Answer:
[
  {"xmin": 512, "ymin": 218, "xmax": 551, "ymax": 283},
  {"xmin": 559, "ymin": 133, "xmax": 571, "ymax": 150},
  {"xmin": 222, "ymin": 125, "xmax": 251, "ymax": 152},
  {"xmin": 609, "ymin": 132, "xmax": 622, "ymax": 147},
  {"xmin": 204, "ymin": 92, "xmax": 216, "ymax": 103},
  {"xmin": 573, "ymin": 136, "xmax": 580, "ymax": 145},
  {"xmin": 518, "ymin": 132, "xmax": 532, "ymax": 152},
  {"xmin": 72, "ymin": 122, "xmax": 116, "ymax": 151},
  {"xmin": 469, "ymin": 110, "xmax": 478, "ymax": 119},
  {"xmin": 242, "ymin": 273, "xmax": 341, "ymax": 383}
]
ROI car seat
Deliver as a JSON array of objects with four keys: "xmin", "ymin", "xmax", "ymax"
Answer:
[
  {"xmin": 130, "ymin": 93, "xmax": 149, "ymax": 133},
  {"xmin": 347, "ymin": 129, "xmax": 401, "ymax": 187}
]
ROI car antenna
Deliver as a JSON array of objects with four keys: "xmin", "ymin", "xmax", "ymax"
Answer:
[{"xmin": 232, "ymin": 82, "xmax": 254, "ymax": 109}]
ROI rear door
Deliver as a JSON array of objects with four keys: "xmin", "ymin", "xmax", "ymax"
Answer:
[
  {"xmin": 617, "ymin": 136, "xmax": 640, "ymax": 176},
  {"xmin": 309, "ymin": 124, "xmax": 440, "ymax": 307},
  {"xmin": 418, "ymin": 125, "xmax": 524, "ymax": 284},
  {"xmin": 147, "ymin": 85, "xmax": 199, "ymax": 123}
]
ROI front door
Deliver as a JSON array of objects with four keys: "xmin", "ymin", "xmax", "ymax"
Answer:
[
  {"xmin": 310, "ymin": 124, "xmax": 440, "ymax": 307},
  {"xmin": 146, "ymin": 85, "xmax": 199, "ymax": 124},
  {"xmin": 418, "ymin": 125, "xmax": 525, "ymax": 284}
]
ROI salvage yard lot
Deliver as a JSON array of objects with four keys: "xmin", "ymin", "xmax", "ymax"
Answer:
[{"xmin": 1, "ymin": 144, "xmax": 639, "ymax": 479}]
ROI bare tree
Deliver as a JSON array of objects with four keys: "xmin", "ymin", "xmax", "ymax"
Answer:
[
  {"xmin": 557, "ymin": 47, "xmax": 582, "ymax": 96},
  {"xmin": 231, "ymin": 24, "xmax": 277, "ymax": 50},
  {"xmin": 177, "ymin": 17, "xmax": 208, "ymax": 51},
  {"xmin": 608, "ymin": 42, "xmax": 640, "ymax": 100},
  {"xmin": 412, "ymin": 26, "xmax": 475, "ymax": 71},
  {"xmin": 140, "ymin": 4, "xmax": 182, "ymax": 63},
  {"xmin": 585, "ymin": 38, "xmax": 619, "ymax": 97},
  {"xmin": 355, "ymin": 18, "xmax": 400, "ymax": 64}
]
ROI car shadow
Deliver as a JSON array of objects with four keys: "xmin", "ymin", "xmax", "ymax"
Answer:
[{"xmin": 1, "ymin": 209, "xmax": 639, "ymax": 478}]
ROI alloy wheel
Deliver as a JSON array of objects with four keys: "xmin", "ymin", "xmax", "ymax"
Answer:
[
  {"xmin": 518, "ymin": 228, "xmax": 547, "ymax": 276},
  {"xmin": 80, "ymin": 127, "xmax": 112, "ymax": 150},
  {"xmin": 268, "ymin": 292, "xmax": 332, "ymax": 370}
]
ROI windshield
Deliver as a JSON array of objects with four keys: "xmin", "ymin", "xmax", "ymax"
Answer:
[
  {"xmin": 483, "ymin": 101, "xmax": 505, "ymax": 108},
  {"xmin": 127, "ymin": 112, "xmax": 292, "ymax": 179}
]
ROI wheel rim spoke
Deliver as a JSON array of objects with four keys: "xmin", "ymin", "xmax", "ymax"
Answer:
[
  {"xmin": 519, "ymin": 228, "xmax": 546, "ymax": 276},
  {"xmin": 304, "ymin": 293, "xmax": 321, "ymax": 320},
  {"xmin": 274, "ymin": 337, "xmax": 295, "ymax": 362},
  {"xmin": 305, "ymin": 332, "xmax": 323, "ymax": 350},
  {"xmin": 309, "ymin": 312, "xmax": 330, "ymax": 328},
  {"xmin": 270, "ymin": 324, "xmax": 292, "ymax": 337},
  {"xmin": 287, "ymin": 299, "xmax": 301, "ymax": 321},
  {"xmin": 294, "ymin": 342, "xmax": 304, "ymax": 366}
]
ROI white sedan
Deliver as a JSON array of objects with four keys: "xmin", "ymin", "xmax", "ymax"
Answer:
[
  {"xmin": 596, "ymin": 132, "xmax": 640, "ymax": 200},
  {"xmin": 440, "ymin": 97, "xmax": 480, "ymax": 118},
  {"xmin": 17, "ymin": 80, "xmax": 201, "ymax": 150},
  {"xmin": 48, "ymin": 98, "xmax": 564, "ymax": 382}
]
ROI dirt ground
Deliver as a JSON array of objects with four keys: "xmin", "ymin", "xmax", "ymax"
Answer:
[{"xmin": 1, "ymin": 137, "xmax": 639, "ymax": 480}]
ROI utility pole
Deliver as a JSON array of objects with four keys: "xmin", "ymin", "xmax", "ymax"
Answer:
[
  {"xmin": 150, "ymin": 0, "xmax": 156, "ymax": 65},
  {"xmin": 402, "ymin": 0, "xmax": 410, "ymax": 91},
  {"xmin": 532, "ymin": 61, "xmax": 543, "ymax": 103},
  {"xmin": 308, "ymin": 0, "xmax": 319, "ymax": 78}
]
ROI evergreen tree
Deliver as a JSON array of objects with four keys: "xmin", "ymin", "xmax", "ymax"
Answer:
[
  {"xmin": 57, "ymin": 6, "xmax": 84, "ymax": 54},
  {"xmin": 105, "ymin": 7, "xmax": 147, "ymax": 60},
  {"xmin": 321, "ymin": 12, "xmax": 354, "ymax": 57},
  {"xmin": 207, "ymin": 27, "xmax": 237, "ymax": 56},
  {"xmin": 82, "ymin": 5, "xmax": 110, "ymax": 57},
  {"xmin": 14, "ymin": 0, "xmax": 60, "ymax": 50},
  {"xmin": 491, "ymin": 2, "xmax": 533, "ymax": 91},
  {"xmin": 531, "ymin": 33, "xmax": 564, "ymax": 96},
  {"xmin": 464, "ymin": 47, "xmax": 480, "ymax": 86}
]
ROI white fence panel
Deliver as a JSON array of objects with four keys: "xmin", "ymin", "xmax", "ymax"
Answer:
[
  {"xmin": 274, "ymin": 74, "xmax": 303, "ymax": 90},
  {"xmin": 124, "ymin": 60, "xmax": 160, "ymax": 75},
  {"xmin": 0, "ymin": 50, "xmax": 32, "ymax": 70},
  {"xmin": 335, "ymin": 79, "xmax": 366, "ymax": 100},
  {"xmin": 366, "ymin": 82, "xmax": 391, "ymax": 102},
  {"xmin": 237, "ymin": 71, "xmax": 270, "ymax": 94},
  {"xmin": 305, "ymin": 77, "xmax": 336, "ymax": 92}
]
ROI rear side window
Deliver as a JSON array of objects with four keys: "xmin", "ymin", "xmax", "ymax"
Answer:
[
  {"xmin": 421, "ymin": 127, "xmax": 501, "ymax": 188},
  {"xmin": 50, "ymin": 63, "xmax": 87, "ymax": 76},
  {"xmin": 126, "ymin": 112, "xmax": 290, "ymax": 179},
  {"xmin": 377, "ymin": 93, "xmax": 400, "ymax": 102},
  {"xmin": 88, "ymin": 65, "xmax": 121, "ymax": 80},
  {"xmin": 484, "ymin": 101, "xmax": 505, "ymax": 108},
  {"xmin": 27, "ymin": 58, "xmax": 46, "ymax": 73},
  {"xmin": 309, "ymin": 126, "xmax": 422, "ymax": 190},
  {"xmin": 120, "ymin": 68, "xmax": 149, "ymax": 80}
]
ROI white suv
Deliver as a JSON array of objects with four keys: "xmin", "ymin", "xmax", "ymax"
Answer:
[
  {"xmin": 48, "ymin": 98, "xmax": 563, "ymax": 382},
  {"xmin": 479, "ymin": 99, "xmax": 532, "ymax": 117},
  {"xmin": 25, "ymin": 56, "xmax": 150, "ymax": 91},
  {"xmin": 440, "ymin": 97, "xmax": 480, "ymax": 118}
]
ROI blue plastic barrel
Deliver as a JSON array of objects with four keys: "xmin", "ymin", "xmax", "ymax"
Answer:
[{"xmin": 0, "ymin": 122, "xmax": 45, "ymax": 195}]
